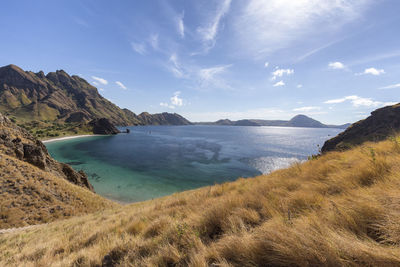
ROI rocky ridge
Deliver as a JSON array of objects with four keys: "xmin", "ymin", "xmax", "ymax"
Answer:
[{"xmin": 322, "ymin": 103, "xmax": 400, "ymax": 152}]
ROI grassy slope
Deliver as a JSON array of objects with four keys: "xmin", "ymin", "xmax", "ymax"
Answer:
[
  {"xmin": 0, "ymin": 154, "xmax": 118, "ymax": 229},
  {"xmin": 2, "ymin": 137, "xmax": 400, "ymax": 266}
]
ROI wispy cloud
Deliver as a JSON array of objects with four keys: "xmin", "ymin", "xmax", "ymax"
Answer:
[
  {"xmin": 264, "ymin": 62, "xmax": 269, "ymax": 68},
  {"xmin": 379, "ymin": 83, "xmax": 400, "ymax": 90},
  {"xmin": 198, "ymin": 64, "xmax": 232, "ymax": 89},
  {"xmin": 348, "ymin": 50, "xmax": 400, "ymax": 66},
  {"xmin": 197, "ymin": 0, "xmax": 232, "ymax": 52},
  {"xmin": 115, "ymin": 81, "xmax": 127, "ymax": 90},
  {"xmin": 328, "ymin": 62, "xmax": 345, "ymax": 70},
  {"xmin": 131, "ymin": 42, "xmax": 146, "ymax": 55},
  {"xmin": 273, "ymin": 81, "xmax": 285, "ymax": 87},
  {"xmin": 357, "ymin": 67, "xmax": 385, "ymax": 76},
  {"xmin": 91, "ymin": 76, "xmax": 108, "ymax": 85},
  {"xmin": 324, "ymin": 95, "xmax": 394, "ymax": 107},
  {"xmin": 168, "ymin": 53, "xmax": 185, "ymax": 78},
  {"xmin": 149, "ymin": 34, "xmax": 159, "ymax": 50},
  {"xmin": 293, "ymin": 106, "xmax": 321, "ymax": 112},
  {"xmin": 235, "ymin": 0, "xmax": 371, "ymax": 57},
  {"xmin": 177, "ymin": 12, "xmax": 185, "ymax": 38},
  {"xmin": 73, "ymin": 17, "xmax": 89, "ymax": 28},
  {"xmin": 271, "ymin": 68, "xmax": 294, "ymax": 81},
  {"xmin": 297, "ymin": 84, "xmax": 303, "ymax": 88}
]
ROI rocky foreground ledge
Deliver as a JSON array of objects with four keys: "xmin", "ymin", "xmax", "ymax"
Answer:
[{"xmin": 0, "ymin": 112, "xmax": 94, "ymax": 191}]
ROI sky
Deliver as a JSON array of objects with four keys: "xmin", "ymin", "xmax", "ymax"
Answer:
[{"xmin": 0, "ymin": 0, "xmax": 399, "ymax": 124}]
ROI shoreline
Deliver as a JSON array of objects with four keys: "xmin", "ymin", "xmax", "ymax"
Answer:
[{"xmin": 42, "ymin": 134, "xmax": 100, "ymax": 144}]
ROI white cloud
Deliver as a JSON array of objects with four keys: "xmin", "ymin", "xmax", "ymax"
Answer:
[
  {"xmin": 99, "ymin": 88, "xmax": 105, "ymax": 92},
  {"xmin": 271, "ymin": 68, "xmax": 294, "ymax": 80},
  {"xmin": 273, "ymin": 81, "xmax": 285, "ymax": 87},
  {"xmin": 177, "ymin": 12, "xmax": 185, "ymax": 38},
  {"xmin": 297, "ymin": 84, "xmax": 303, "ymax": 88},
  {"xmin": 293, "ymin": 106, "xmax": 321, "ymax": 112},
  {"xmin": 264, "ymin": 62, "xmax": 269, "ymax": 68},
  {"xmin": 361, "ymin": 67, "xmax": 385, "ymax": 76},
  {"xmin": 197, "ymin": 0, "xmax": 231, "ymax": 51},
  {"xmin": 149, "ymin": 34, "xmax": 159, "ymax": 50},
  {"xmin": 131, "ymin": 42, "xmax": 146, "ymax": 55},
  {"xmin": 160, "ymin": 102, "xmax": 175, "ymax": 109},
  {"xmin": 328, "ymin": 62, "xmax": 345, "ymax": 69},
  {"xmin": 235, "ymin": 0, "xmax": 371, "ymax": 57},
  {"xmin": 115, "ymin": 81, "xmax": 127, "ymax": 90},
  {"xmin": 324, "ymin": 95, "xmax": 394, "ymax": 107},
  {"xmin": 160, "ymin": 91, "xmax": 184, "ymax": 109},
  {"xmin": 171, "ymin": 91, "xmax": 183, "ymax": 106},
  {"xmin": 91, "ymin": 76, "xmax": 108, "ymax": 85},
  {"xmin": 379, "ymin": 83, "xmax": 400, "ymax": 90}
]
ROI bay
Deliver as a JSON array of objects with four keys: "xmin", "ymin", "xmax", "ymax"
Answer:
[{"xmin": 45, "ymin": 125, "xmax": 342, "ymax": 202}]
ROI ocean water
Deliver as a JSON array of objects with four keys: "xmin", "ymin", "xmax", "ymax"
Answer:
[{"xmin": 45, "ymin": 125, "xmax": 342, "ymax": 202}]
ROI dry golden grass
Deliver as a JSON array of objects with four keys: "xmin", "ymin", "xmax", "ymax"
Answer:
[
  {"xmin": 2, "ymin": 137, "xmax": 400, "ymax": 266},
  {"xmin": 0, "ymin": 154, "xmax": 117, "ymax": 228}
]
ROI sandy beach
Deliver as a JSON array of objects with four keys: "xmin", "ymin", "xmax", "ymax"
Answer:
[{"xmin": 42, "ymin": 135, "xmax": 99, "ymax": 144}]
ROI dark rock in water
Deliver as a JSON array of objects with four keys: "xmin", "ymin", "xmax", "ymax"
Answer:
[
  {"xmin": 322, "ymin": 103, "xmax": 400, "ymax": 152},
  {"xmin": 88, "ymin": 118, "xmax": 120, "ymax": 135},
  {"xmin": 126, "ymin": 128, "xmax": 130, "ymax": 133}
]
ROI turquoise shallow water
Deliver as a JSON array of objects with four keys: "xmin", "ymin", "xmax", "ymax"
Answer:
[{"xmin": 45, "ymin": 125, "xmax": 342, "ymax": 202}]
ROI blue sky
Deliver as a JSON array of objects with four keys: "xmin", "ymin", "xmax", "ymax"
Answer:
[{"xmin": 1, "ymin": 0, "xmax": 399, "ymax": 124}]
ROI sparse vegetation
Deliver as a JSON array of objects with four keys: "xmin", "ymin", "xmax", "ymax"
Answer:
[
  {"xmin": 1, "ymin": 136, "xmax": 400, "ymax": 266},
  {"xmin": 17, "ymin": 120, "xmax": 92, "ymax": 140},
  {"xmin": 0, "ymin": 154, "xmax": 117, "ymax": 228}
]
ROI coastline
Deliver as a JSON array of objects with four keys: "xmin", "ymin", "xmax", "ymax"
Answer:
[{"xmin": 42, "ymin": 134, "xmax": 99, "ymax": 144}]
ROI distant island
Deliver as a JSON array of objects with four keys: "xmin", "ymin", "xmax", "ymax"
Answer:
[{"xmin": 196, "ymin": 114, "xmax": 350, "ymax": 129}]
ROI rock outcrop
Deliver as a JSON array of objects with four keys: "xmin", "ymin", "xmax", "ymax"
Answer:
[
  {"xmin": 0, "ymin": 112, "xmax": 94, "ymax": 191},
  {"xmin": 89, "ymin": 118, "xmax": 120, "ymax": 135},
  {"xmin": 322, "ymin": 103, "xmax": 400, "ymax": 152}
]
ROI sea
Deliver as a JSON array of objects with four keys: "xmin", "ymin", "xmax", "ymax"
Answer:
[{"xmin": 45, "ymin": 125, "xmax": 342, "ymax": 203}]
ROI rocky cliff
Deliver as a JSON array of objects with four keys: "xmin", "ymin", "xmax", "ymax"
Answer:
[
  {"xmin": 0, "ymin": 112, "xmax": 93, "ymax": 190},
  {"xmin": 322, "ymin": 103, "xmax": 400, "ymax": 152},
  {"xmin": 0, "ymin": 112, "xmax": 116, "ymax": 228}
]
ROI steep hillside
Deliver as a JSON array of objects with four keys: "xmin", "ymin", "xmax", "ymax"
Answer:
[
  {"xmin": 1, "ymin": 136, "xmax": 400, "ymax": 266},
  {"xmin": 199, "ymin": 115, "xmax": 349, "ymax": 129},
  {"xmin": 322, "ymin": 103, "xmax": 400, "ymax": 152},
  {"xmin": 0, "ymin": 112, "xmax": 117, "ymax": 228},
  {"xmin": 0, "ymin": 64, "xmax": 192, "ymax": 131},
  {"xmin": 0, "ymin": 64, "xmax": 140, "ymax": 126}
]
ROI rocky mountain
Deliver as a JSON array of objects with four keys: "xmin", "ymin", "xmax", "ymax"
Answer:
[
  {"xmin": 198, "ymin": 114, "xmax": 349, "ymax": 129},
  {"xmin": 322, "ymin": 103, "xmax": 400, "ymax": 152},
  {"xmin": 137, "ymin": 112, "xmax": 191, "ymax": 125},
  {"xmin": 0, "ymin": 112, "xmax": 116, "ymax": 227},
  {"xmin": 0, "ymin": 64, "xmax": 191, "ymax": 127}
]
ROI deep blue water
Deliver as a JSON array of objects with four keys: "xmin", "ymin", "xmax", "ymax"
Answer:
[{"xmin": 45, "ymin": 125, "xmax": 342, "ymax": 202}]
